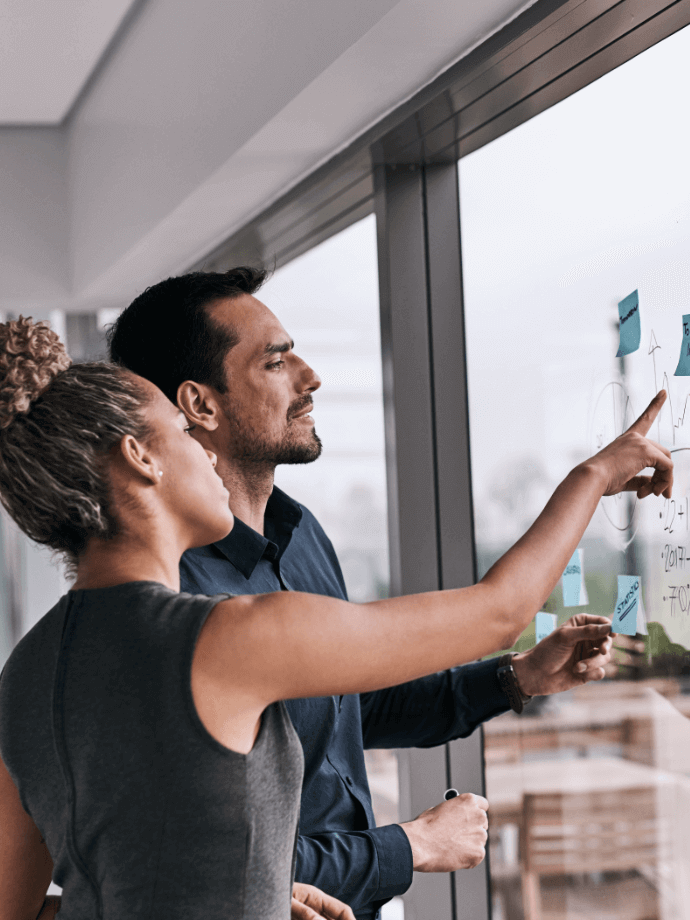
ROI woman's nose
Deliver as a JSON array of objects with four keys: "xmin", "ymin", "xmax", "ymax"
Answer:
[{"xmin": 206, "ymin": 449, "xmax": 218, "ymax": 468}]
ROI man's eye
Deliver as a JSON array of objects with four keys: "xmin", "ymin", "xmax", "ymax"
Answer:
[{"xmin": 267, "ymin": 360, "xmax": 285, "ymax": 370}]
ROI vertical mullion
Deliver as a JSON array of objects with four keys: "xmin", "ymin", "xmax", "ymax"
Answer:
[
  {"xmin": 375, "ymin": 159, "xmax": 490, "ymax": 920},
  {"xmin": 374, "ymin": 162, "xmax": 452, "ymax": 920},
  {"xmin": 424, "ymin": 161, "xmax": 491, "ymax": 920},
  {"xmin": 375, "ymin": 163, "xmax": 440, "ymax": 598},
  {"xmin": 424, "ymin": 164, "xmax": 477, "ymax": 590}
]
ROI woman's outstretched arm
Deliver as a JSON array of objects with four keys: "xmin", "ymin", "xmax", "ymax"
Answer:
[{"xmin": 193, "ymin": 392, "xmax": 671, "ymax": 750}]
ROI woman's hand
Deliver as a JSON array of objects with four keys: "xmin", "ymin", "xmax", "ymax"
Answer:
[
  {"xmin": 583, "ymin": 390, "xmax": 672, "ymax": 499},
  {"xmin": 291, "ymin": 882, "xmax": 355, "ymax": 920}
]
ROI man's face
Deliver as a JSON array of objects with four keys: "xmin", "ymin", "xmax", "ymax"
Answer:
[{"xmin": 207, "ymin": 294, "xmax": 322, "ymax": 466}]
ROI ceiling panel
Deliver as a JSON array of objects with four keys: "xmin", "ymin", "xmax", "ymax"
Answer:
[{"xmin": 0, "ymin": 0, "xmax": 137, "ymax": 124}]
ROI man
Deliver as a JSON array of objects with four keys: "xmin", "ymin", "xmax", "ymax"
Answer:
[{"xmin": 108, "ymin": 268, "xmax": 613, "ymax": 918}]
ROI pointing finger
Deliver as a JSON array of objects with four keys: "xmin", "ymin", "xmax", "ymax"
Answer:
[{"xmin": 625, "ymin": 390, "xmax": 666, "ymax": 437}]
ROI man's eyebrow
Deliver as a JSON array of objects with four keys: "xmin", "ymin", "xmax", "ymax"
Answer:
[{"xmin": 263, "ymin": 339, "xmax": 294, "ymax": 356}]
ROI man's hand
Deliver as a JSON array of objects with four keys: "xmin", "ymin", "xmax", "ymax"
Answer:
[
  {"xmin": 36, "ymin": 897, "xmax": 61, "ymax": 919},
  {"xmin": 511, "ymin": 614, "xmax": 613, "ymax": 697},
  {"xmin": 291, "ymin": 882, "xmax": 355, "ymax": 920},
  {"xmin": 400, "ymin": 793, "xmax": 488, "ymax": 872}
]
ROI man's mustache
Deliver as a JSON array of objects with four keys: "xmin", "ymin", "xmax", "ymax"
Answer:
[{"xmin": 288, "ymin": 396, "xmax": 314, "ymax": 420}]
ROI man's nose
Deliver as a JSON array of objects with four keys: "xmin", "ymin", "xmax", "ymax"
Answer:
[
  {"xmin": 299, "ymin": 358, "xmax": 321, "ymax": 393},
  {"xmin": 307, "ymin": 369, "xmax": 322, "ymax": 393}
]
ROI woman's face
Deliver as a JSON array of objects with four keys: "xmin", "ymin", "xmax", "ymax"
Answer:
[{"xmin": 140, "ymin": 379, "xmax": 233, "ymax": 547}]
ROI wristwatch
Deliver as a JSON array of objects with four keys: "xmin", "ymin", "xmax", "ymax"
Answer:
[{"xmin": 496, "ymin": 653, "xmax": 532, "ymax": 714}]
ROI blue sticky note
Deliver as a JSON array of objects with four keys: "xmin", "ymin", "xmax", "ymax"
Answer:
[
  {"xmin": 675, "ymin": 314, "xmax": 690, "ymax": 376},
  {"xmin": 535, "ymin": 612, "xmax": 557, "ymax": 643},
  {"xmin": 612, "ymin": 575, "xmax": 640, "ymax": 636},
  {"xmin": 616, "ymin": 290, "xmax": 641, "ymax": 357},
  {"xmin": 562, "ymin": 549, "xmax": 582, "ymax": 607}
]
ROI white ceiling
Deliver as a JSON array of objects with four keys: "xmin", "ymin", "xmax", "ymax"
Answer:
[
  {"xmin": 0, "ymin": 0, "xmax": 537, "ymax": 312},
  {"xmin": 0, "ymin": 0, "xmax": 137, "ymax": 123}
]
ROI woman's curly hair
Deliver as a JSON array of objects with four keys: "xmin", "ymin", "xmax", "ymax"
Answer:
[{"xmin": 0, "ymin": 317, "xmax": 151, "ymax": 565}]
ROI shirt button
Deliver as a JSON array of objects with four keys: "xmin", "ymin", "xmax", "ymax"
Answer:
[{"xmin": 346, "ymin": 776, "xmax": 354, "ymax": 786}]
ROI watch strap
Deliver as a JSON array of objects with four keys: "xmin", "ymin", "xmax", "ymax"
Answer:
[{"xmin": 496, "ymin": 653, "xmax": 532, "ymax": 714}]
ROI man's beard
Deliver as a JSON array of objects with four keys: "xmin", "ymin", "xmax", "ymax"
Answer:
[{"xmin": 223, "ymin": 397, "xmax": 323, "ymax": 466}]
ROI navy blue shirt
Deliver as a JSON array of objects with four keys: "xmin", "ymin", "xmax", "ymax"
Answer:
[{"xmin": 180, "ymin": 487, "xmax": 510, "ymax": 919}]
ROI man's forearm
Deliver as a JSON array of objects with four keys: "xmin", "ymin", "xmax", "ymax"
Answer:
[{"xmin": 360, "ymin": 660, "xmax": 508, "ymax": 750}]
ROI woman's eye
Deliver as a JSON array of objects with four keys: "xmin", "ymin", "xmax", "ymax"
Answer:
[{"xmin": 184, "ymin": 425, "xmax": 197, "ymax": 435}]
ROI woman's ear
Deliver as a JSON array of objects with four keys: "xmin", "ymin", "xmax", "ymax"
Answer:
[
  {"xmin": 118, "ymin": 434, "xmax": 160, "ymax": 485},
  {"xmin": 177, "ymin": 380, "xmax": 220, "ymax": 431}
]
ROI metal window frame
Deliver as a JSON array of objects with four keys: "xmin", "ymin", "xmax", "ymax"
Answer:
[{"xmin": 193, "ymin": 2, "xmax": 690, "ymax": 918}]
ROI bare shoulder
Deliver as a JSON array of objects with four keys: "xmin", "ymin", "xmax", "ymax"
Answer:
[
  {"xmin": 208, "ymin": 591, "xmax": 302, "ymax": 628},
  {"xmin": 205, "ymin": 593, "xmax": 273, "ymax": 636},
  {"xmin": 194, "ymin": 594, "xmax": 273, "ymax": 683}
]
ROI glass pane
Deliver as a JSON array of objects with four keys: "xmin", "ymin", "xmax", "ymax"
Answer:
[
  {"xmin": 259, "ymin": 216, "xmax": 403, "ymax": 920},
  {"xmin": 261, "ymin": 215, "xmax": 389, "ymax": 604},
  {"xmin": 460, "ymin": 24, "xmax": 690, "ymax": 920}
]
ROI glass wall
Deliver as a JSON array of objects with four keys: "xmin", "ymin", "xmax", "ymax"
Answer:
[
  {"xmin": 460, "ymin": 23, "xmax": 690, "ymax": 920},
  {"xmin": 259, "ymin": 215, "xmax": 402, "ymax": 919}
]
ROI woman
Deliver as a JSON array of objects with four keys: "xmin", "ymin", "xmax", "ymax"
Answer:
[{"xmin": 0, "ymin": 318, "xmax": 672, "ymax": 920}]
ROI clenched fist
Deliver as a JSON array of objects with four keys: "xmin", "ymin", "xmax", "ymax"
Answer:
[{"xmin": 400, "ymin": 793, "xmax": 489, "ymax": 872}]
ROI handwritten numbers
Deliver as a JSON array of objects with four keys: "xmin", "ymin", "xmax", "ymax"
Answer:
[{"xmin": 662, "ymin": 497, "xmax": 689, "ymax": 535}]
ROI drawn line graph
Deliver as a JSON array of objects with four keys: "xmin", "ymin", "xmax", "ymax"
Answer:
[{"xmin": 590, "ymin": 381, "xmax": 637, "ymax": 534}]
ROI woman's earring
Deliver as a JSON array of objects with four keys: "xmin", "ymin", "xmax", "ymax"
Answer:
[{"xmin": 158, "ymin": 470, "xmax": 163, "ymax": 477}]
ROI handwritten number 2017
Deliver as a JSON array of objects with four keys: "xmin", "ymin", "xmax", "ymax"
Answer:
[{"xmin": 664, "ymin": 544, "xmax": 687, "ymax": 572}]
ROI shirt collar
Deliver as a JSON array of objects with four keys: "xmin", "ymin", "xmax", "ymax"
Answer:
[{"xmin": 212, "ymin": 486, "xmax": 303, "ymax": 579}]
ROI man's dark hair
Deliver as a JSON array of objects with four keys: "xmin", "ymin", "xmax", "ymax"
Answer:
[{"xmin": 107, "ymin": 267, "xmax": 267, "ymax": 402}]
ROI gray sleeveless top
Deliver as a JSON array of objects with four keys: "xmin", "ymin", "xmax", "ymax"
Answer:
[{"xmin": 0, "ymin": 581, "xmax": 304, "ymax": 920}]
